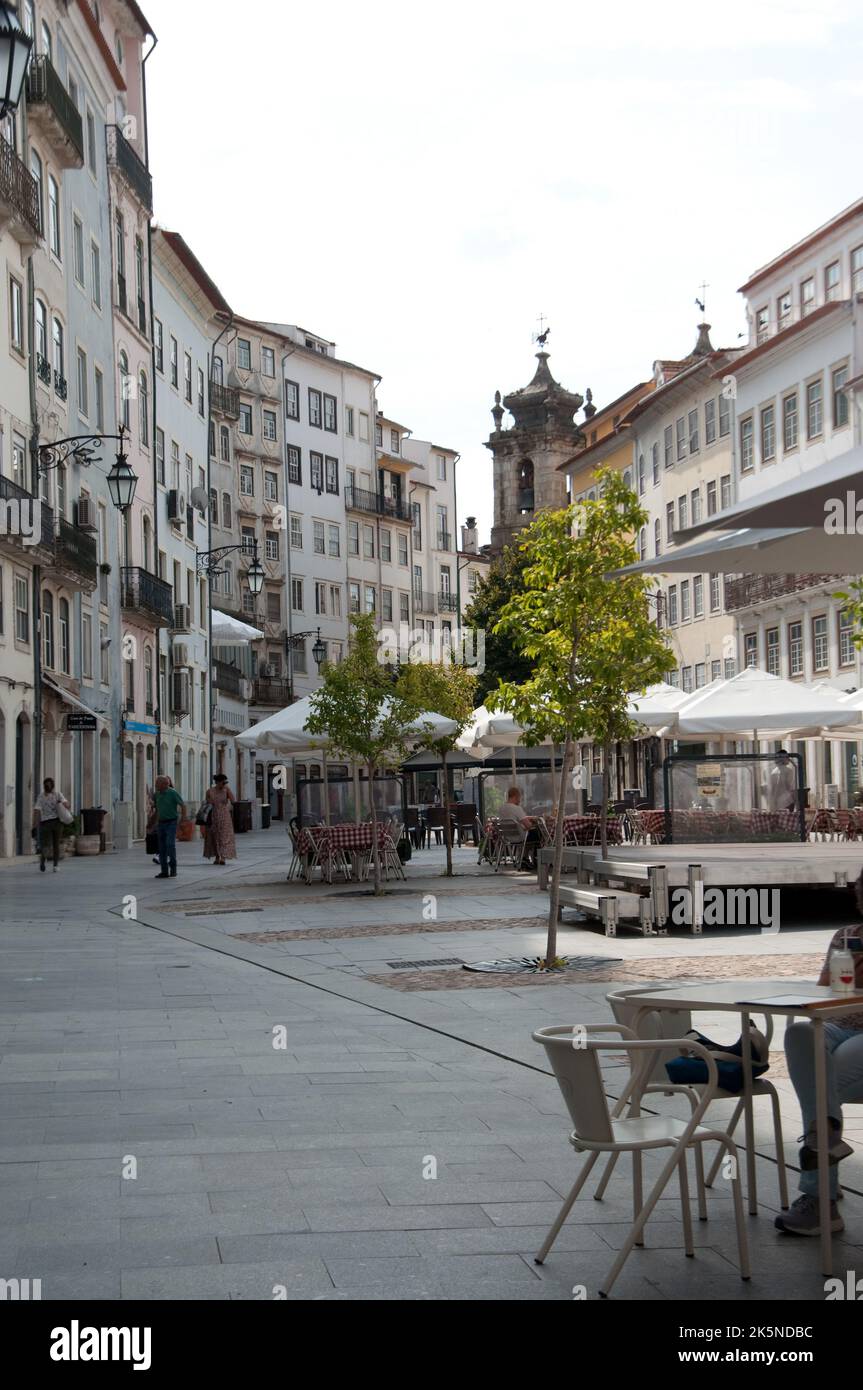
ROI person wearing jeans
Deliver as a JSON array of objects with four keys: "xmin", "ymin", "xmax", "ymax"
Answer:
[
  {"xmin": 32, "ymin": 778, "xmax": 70, "ymax": 873},
  {"xmin": 153, "ymin": 775, "xmax": 185, "ymax": 878},
  {"xmin": 776, "ymin": 920, "xmax": 863, "ymax": 1237}
]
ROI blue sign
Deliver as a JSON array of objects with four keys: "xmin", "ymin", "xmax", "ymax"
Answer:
[{"xmin": 124, "ymin": 719, "xmax": 158, "ymax": 735}]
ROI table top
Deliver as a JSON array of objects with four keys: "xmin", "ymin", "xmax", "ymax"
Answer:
[{"xmin": 620, "ymin": 979, "xmax": 863, "ymax": 1018}]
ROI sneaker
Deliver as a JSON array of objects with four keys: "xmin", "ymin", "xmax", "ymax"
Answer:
[
  {"xmin": 53, "ymin": 865, "xmax": 58, "ymax": 873},
  {"xmin": 798, "ymin": 1120, "xmax": 853, "ymax": 1170},
  {"xmin": 169, "ymin": 868, "xmax": 177, "ymax": 877},
  {"xmin": 154, "ymin": 872, "xmax": 169, "ymax": 879},
  {"xmin": 775, "ymin": 1194, "xmax": 844, "ymax": 1237}
]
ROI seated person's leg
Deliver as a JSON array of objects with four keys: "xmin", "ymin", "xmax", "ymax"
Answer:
[{"xmin": 777, "ymin": 1020, "xmax": 858, "ymax": 1232}]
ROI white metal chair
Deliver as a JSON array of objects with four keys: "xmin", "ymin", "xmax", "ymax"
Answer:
[
  {"xmin": 604, "ymin": 987, "xmax": 789, "ymax": 1213},
  {"xmin": 493, "ymin": 824, "xmax": 530, "ymax": 872},
  {"xmin": 286, "ymin": 825, "xmax": 304, "ymax": 882},
  {"xmin": 381, "ymin": 823, "xmax": 406, "ymax": 881},
  {"xmin": 532, "ymin": 1023, "xmax": 750, "ymax": 1298}
]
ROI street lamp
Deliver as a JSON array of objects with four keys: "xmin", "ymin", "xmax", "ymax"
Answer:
[
  {"xmin": 312, "ymin": 629, "xmax": 327, "ymax": 669},
  {"xmin": 0, "ymin": 5, "xmax": 32, "ymax": 120},
  {"xmin": 39, "ymin": 428, "xmax": 139, "ymax": 515},
  {"xmin": 245, "ymin": 550, "xmax": 265, "ymax": 598},
  {"xmin": 197, "ymin": 537, "xmax": 265, "ymax": 601},
  {"xmin": 286, "ymin": 627, "xmax": 328, "ymax": 674}
]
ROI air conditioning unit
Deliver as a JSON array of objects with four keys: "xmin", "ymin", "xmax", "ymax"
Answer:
[
  {"xmin": 171, "ymin": 669, "xmax": 191, "ymax": 716},
  {"xmin": 167, "ymin": 490, "xmax": 186, "ymax": 524},
  {"xmin": 173, "ymin": 643, "xmax": 191, "ymax": 668},
  {"xmin": 74, "ymin": 497, "xmax": 98, "ymax": 532},
  {"xmin": 259, "ymin": 664, "xmax": 274, "ymax": 678},
  {"xmin": 172, "ymin": 604, "xmax": 191, "ymax": 632}
]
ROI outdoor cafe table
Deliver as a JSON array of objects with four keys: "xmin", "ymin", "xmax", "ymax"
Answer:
[
  {"xmin": 620, "ymin": 979, "xmax": 863, "ymax": 1276},
  {"xmin": 546, "ymin": 814, "xmax": 624, "ymax": 846},
  {"xmin": 296, "ymin": 822, "xmax": 390, "ymax": 880}
]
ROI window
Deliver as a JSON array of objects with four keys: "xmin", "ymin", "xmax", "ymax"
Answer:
[
  {"xmin": 290, "ymin": 578, "xmax": 304, "ymax": 612},
  {"xmin": 690, "ymin": 574, "xmax": 704, "ymax": 620},
  {"xmin": 706, "ymin": 480, "xmax": 717, "ymax": 515},
  {"xmin": 853, "ymin": 245, "xmax": 863, "ymax": 296},
  {"xmin": 721, "ymin": 474, "xmax": 731, "ymax": 510},
  {"xmin": 682, "ymin": 667, "xmax": 693, "ymax": 694},
  {"xmin": 651, "ymin": 442, "xmax": 659, "ymax": 485},
  {"xmin": 833, "ymin": 364, "xmax": 849, "ymax": 429},
  {"xmin": 81, "ymin": 611, "xmax": 92, "ymax": 679},
  {"xmin": 348, "ymin": 520, "xmax": 359, "ymax": 556},
  {"xmin": 262, "ymin": 346, "xmax": 275, "ymax": 377},
  {"xmin": 76, "ymin": 346, "xmax": 88, "ymax": 416},
  {"xmin": 183, "ymin": 352, "xmax": 192, "ymax": 403},
  {"xmin": 328, "ymin": 524, "xmax": 340, "ymax": 557},
  {"xmin": 58, "ymin": 597, "xmax": 70, "ymax": 673},
  {"xmin": 325, "ymin": 456, "xmax": 339, "ymax": 494},
  {"xmin": 237, "ymin": 338, "xmax": 251, "ymax": 370},
  {"xmin": 812, "ymin": 614, "xmax": 829, "ymax": 671},
  {"xmin": 359, "ymin": 411, "xmax": 369, "ymax": 442},
  {"xmin": 315, "ymin": 581, "xmax": 327, "ymax": 616},
  {"xmin": 654, "ymin": 517, "xmax": 661, "ymax": 557},
  {"xmin": 665, "ymin": 500, "xmax": 675, "ymax": 544},
  {"xmin": 118, "ymin": 349, "xmax": 129, "ymax": 428},
  {"xmin": 744, "ymin": 633, "xmax": 758, "ymax": 668},
  {"xmin": 170, "ymin": 336, "xmax": 178, "ymax": 388},
  {"xmin": 348, "ymin": 582, "xmax": 360, "ymax": 614},
  {"xmin": 264, "ymin": 471, "xmax": 279, "ymax": 502},
  {"xmin": 139, "ymin": 371, "xmax": 148, "ymax": 445},
  {"xmin": 760, "ymin": 403, "xmax": 775, "ymax": 463},
  {"xmin": 323, "ymin": 394, "xmax": 337, "ymax": 432},
  {"xmin": 289, "ymin": 516, "xmax": 302, "ymax": 550},
  {"xmin": 719, "ymin": 394, "xmax": 731, "ymax": 437},
  {"xmin": 35, "ymin": 298, "xmax": 46, "ymax": 362},
  {"xmin": 72, "ymin": 216, "xmax": 85, "ymax": 285},
  {"xmin": 287, "ymin": 446, "xmax": 301, "ymax": 485},
  {"xmin": 363, "ymin": 524, "xmax": 375, "ymax": 559},
  {"xmin": 155, "ymin": 428, "xmax": 165, "ymax": 485},
  {"xmin": 86, "ymin": 108, "xmax": 96, "ymax": 174},
  {"xmin": 364, "ymin": 585, "xmax": 376, "ymax": 615},
  {"xmin": 755, "ymin": 306, "xmax": 769, "ymax": 344},
  {"xmin": 711, "ymin": 660, "xmax": 721, "ymax": 682},
  {"xmin": 695, "ymin": 663, "xmax": 706, "ymax": 689},
  {"xmin": 375, "ymin": 421, "xmax": 383, "ymax": 447},
  {"xmin": 839, "ymin": 609, "xmax": 855, "ymax": 666},
  {"xmin": 222, "ymin": 493, "xmax": 231, "ymax": 529},
  {"xmin": 197, "ymin": 368, "xmax": 205, "ymax": 417},
  {"xmin": 380, "ymin": 527, "xmax": 391, "ymax": 562},
  {"xmin": 638, "ymin": 526, "xmax": 647, "ymax": 560},
  {"xmin": 263, "ymin": 409, "xmax": 277, "ymax": 441},
  {"xmin": 48, "ymin": 175, "xmax": 60, "ymax": 257},
  {"xmin": 806, "ymin": 378, "xmax": 823, "ymax": 438},
  {"xmin": 313, "ymin": 520, "xmax": 325, "ymax": 555},
  {"xmin": 680, "ymin": 579, "xmax": 691, "ymax": 622},
  {"xmin": 668, "ymin": 585, "xmax": 678, "ymax": 625},
  {"xmin": 678, "ymin": 494, "xmax": 688, "ymax": 531},
  {"xmin": 30, "ymin": 147, "xmax": 43, "ymax": 227},
  {"xmin": 675, "ymin": 416, "xmax": 687, "ymax": 461},
  {"xmin": 15, "ymin": 574, "xmax": 28, "ymax": 641},
  {"xmin": 398, "ymin": 533, "xmax": 408, "ymax": 566},
  {"xmin": 724, "ymin": 656, "xmax": 736, "ymax": 679},
  {"xmin": 710, "ymin": 573, "xmax": 720, "ymax": 612},
  {"xmin": 12, "ymin": 432, "xmax": 25, "ymax": 489},
  {"xmin": 345, "ymin": 405, "xmax": 354, "ymax": 436},
  {"xmin": 240, "ymin": 465, "xmax": 254, "ymax": 496},
  {"xmin": 220, "ymin": 426, "xmax": 230, "ymax": 462},
  {"xmin": 267, "ymin": 530, "xmax": 281, "ymax": 560},
  {"xmin": 688, "ymin": 409, "xmax": 699, "ymax": 454},
  {"xmin": 739, "ymin": 416, "xmax": 754, "ymax": 472},
  {"xmin": 663, "ymin": 425, "xmax": 673, "ymax": 468},
  {"xmin": 152, "ymin": 319, "xmax": 163, "ymax": 375},
  {"xmin": 310, "ymin": 452, "xmax": 323, "ymax": 490},
  {"xmin": 285, "ymin": 380, "xmax": 300, "ymax": 420},
  {"xmin": 704, "ymin": 398, "xmax": 716, "ymax": 446},
  {"xmin": 399, "ymin": 592, "xmax": 409, "ymax": 622},
  {"xmin": 263, "ymin": 589, "xmax": 279, "ymax": 622},
  {"xmin": 780, "ymin": 391, "xmax": 798, "ymax": 453},
  {"xmin": 766, "ymin": 627, "xmax": 780, "ymax": 675},
  {"xmin": 788, "ymin": 621, "xmax": 803, "ymax": 676},
  {"xmin": 330, "ymin": 585, "xmax": 342, "ymax": 617},
  {"xmin": 776, "ymin": 291, "xmax": 791, "ymax": 330},
  {"xmin": 308, "ymin": 388, "xmax": 322, "ymax": 427},
  {"xmin": 382, "ymin": 588, "xmax": 394, "ymax": 622},
  {"xmin": 691, "ymin": 488, "xmax": 702, "ymax": 525},
  {"xmin": 801, "ymin": 276, "xmax": 815, "ymax": 316},
  {"xmin": 239, "ymin": 402, "xmax": 252, "ymax": 435},
  {"xmin": 8, "ymin": 274, "xmax": 22, "ymax": 350},
  {"xmin": 42, "ymin": 590, "xmax": 54, "ymax": 668},
  {"xmin": 637, "ymin": 453, "xmax": 645, "ymax": 495},
  {"xmin": 824, "ymin": 261, "xmax": 840, "ymax": 303}
]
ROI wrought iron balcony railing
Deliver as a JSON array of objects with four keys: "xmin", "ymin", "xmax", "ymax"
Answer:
[
  {"xmin": 120, "ymin": 566, "xmax": 175, "ymax": 625},
  {"xmin": 345, "ymin": 485, "xmax": 412, "ymax": 522},
  {"xmin": 252, "ymin": 677, "xmax": 292, "ymax": 706},
  {"xmin": 213, "ymin": 659, "xmax": 242, "ymax": 697},
  {"xmin": 0, "ymin": 135, "xmax": 42, "ymax": 242},
  {"xmin": 26, "ymin": 55, "xmax": 84, "ymax": 167},
  {"xmin": 106, "ymin": 124, "xmax": 153, "ymax": 212},
  {"xmin": 723, "ymin": 572, "xmax": 844, "ymax": 613},
  {"xmin": 54, "ymin": 515, "xmax": 97, "ymax": 584},
  {"xmin": 435, "ymin": 531, "xmax": 452, "ymax": 551},
  {"xmin": 438, "ymin": 591, "xmax": 459, "ymax": 612},
  {"xmin": 36, "ymin": 354, "xmax": 51, "ymax": 385},
  {"xmin": 413, "ymin": 589, "xmax": 437, "ymax": 614},
  {"xmin": 210, "ymin": 381, "xmax": 240, "ymax": 419}
]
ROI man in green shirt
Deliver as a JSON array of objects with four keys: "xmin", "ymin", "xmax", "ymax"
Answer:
[{"xmin": 153, "ymin": 775, "xmax": 185, "ymax": 878}]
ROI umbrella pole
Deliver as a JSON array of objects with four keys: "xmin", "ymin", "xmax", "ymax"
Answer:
[{"xmin": 323, "ymin": 757, "xmax": 331, "ymax": 827}]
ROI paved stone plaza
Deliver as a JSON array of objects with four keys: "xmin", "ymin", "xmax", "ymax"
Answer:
[{"xmin": 0, "ymin": 828, "xmax": 860, "ymax": 1300}]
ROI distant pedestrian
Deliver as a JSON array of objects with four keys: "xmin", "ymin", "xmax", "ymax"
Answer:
[
  {"xmin": 203, "ymin": 773, "xmax": 236, "ymax": 866},
  {"xmin": 32, "ymin": 778, "xmax": 70, "ymax": 873},
  {"xmin": 153, "ymin": 774, "xmax": 185, "ymax": 878}
]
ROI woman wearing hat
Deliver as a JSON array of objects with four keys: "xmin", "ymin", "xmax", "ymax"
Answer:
[{"xmin": 202, "ymin": 773, "xmax": 237, "ymax": 866}]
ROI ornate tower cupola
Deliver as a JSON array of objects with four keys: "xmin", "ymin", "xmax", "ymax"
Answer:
[{"xmin": 486, "ymin": 344, "xmax": 586, "ymax": 555}]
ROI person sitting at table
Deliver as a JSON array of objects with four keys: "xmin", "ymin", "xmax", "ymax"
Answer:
[
  {"xmin": 498, "ymin": 786, "xmax": 541, "ymax": 869},
  {"xmin": 775, "ymin": 886, "xmax": 863, "ymax": 1237}
]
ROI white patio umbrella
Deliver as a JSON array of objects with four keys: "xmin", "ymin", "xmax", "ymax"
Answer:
[
  {"xmin": 626, "ymin": 681, "xmax": 691, "ymax": 733},
  {"xmin": 673, "ymin": 669, "xmax": 855, "ymax": 737},
  {"xmin": 211, "ymin": 609, "xmax": 264, "ymax": 644}
]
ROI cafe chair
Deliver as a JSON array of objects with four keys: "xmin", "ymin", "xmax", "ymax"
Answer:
[
  {"xmin": 424, "ymin": 807, "xmax": 447, "ymax": 847},
  {"xmin": 532, "ymin": 1024, "xmax": 751, "ymax": 1298},
  {"xmin": 453, "ymin": 803, "xmax": 478, "ymax": 846},
  {"xmin": 286, "ymin": 823, "xmax": 306, "ymax": 882},
  {"xmin": 405, "ymin": 807, "xmax": 422, "ymax": 849},
  {"xmin": 493, "ymin": 825, "xmax": 530, "ymax": 872},
  {"xmin": 603, "ymin": 987, "xmax": 789, "ymax": 1213},
  {"xmin": 381, "ymin": 823, "xmax": 406, "ymax": 881}
]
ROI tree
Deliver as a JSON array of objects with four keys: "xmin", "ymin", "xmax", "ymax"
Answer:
[
  {"xmin": 307, "ymin": 614, "xmax": 424, "ymax": 895},
  {"xmin": 490, "ymin": 469, "xmax": 675, "ymax": 967},
  {"xmin": 463, "ymin": 542, "xmax": 533, "ymax": 704},
  {"xmin": 400, "ymin": 660, "xmax": 477, "ymax": 877}
]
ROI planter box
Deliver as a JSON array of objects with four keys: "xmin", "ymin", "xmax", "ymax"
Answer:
[{"xmin": 75, "ymin": 834, "xmax": 101, "ymax": 856}]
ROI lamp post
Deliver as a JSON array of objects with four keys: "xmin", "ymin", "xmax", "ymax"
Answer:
[
  {"xmin": 196, "ymin": 537, "xmax": 265, "ymax": 598},
  {"xmin": 0, "ymin": 4, "xmax": 32, "ymax": 120},
  {"xmin": 39, "ymin": 428, "xmax": 139, "ymax": 514},
  {"xmin": 285, "ymin": 628, "xmax": 327, "ymax": 679}
]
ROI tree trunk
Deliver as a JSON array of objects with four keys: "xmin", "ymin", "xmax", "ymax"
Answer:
[
  {"xmin": 600, "ymin": 743, "xmax": 611, "ymax": 860},
  {"xmin": 368, "ymin": 761, "xmax": 383, "ymax": 895},
  {"xmin": 546, "ymin": 734, "xmax": 575, "ymax": 968},
  {"xmin": 442, "ymin": 748, "xmax": 453, "ymax": 877}
]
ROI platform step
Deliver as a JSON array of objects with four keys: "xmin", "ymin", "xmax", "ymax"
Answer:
[{"xmin": 557, "ymin": 884, "xmax": 654, "ymax": 937}]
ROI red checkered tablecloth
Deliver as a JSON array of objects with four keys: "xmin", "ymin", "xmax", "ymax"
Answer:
[
  {"xmin": 298, "ymin": 823, "xmax": 392, "ymax": 855},
  {"xmin": 552, "ymin": 815, "xmax": 624, "ymax": 845}
]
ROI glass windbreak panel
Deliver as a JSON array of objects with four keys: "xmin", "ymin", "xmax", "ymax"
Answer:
[
  {"xmin": 478, "ymin": 766, "xmax": 580, "ymax": 822},
  {"xmin": 663, "ymin": 753, "xmax": 804, "ymax": 843},
  {"xmin": 296, "ymin": 774, "xmax": 405, "ymax": 826}
]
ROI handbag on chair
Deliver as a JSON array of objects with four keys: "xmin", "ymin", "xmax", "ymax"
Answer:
[{"xmin": 665, "ymin": 1022, "xmax": 769, "ymax": 1095}]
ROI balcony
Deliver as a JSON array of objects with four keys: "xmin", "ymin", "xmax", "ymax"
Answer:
[
  {"xmin": 120, "ymin": 567, "xmax": 175, "ymax": 625},
  {"xmin": 252, "ymin": 676, "xmax": 292, "ymax": 707},
  {"xmin": 26, "ymin": 56, "xmax": 84, "ymax": 169},
  {"xmin": 723, "ymin": 572, "xmax": 845, "ymax": 613},
  {"xmin": 435, "ymin": 531, "xmax": 452, "ymax": 551},
  {"xmin": 36, "ymin": 354, "xmax": 51, "ymax": 387},
  {"xmin": 0, "ymin": 135, "xmax": 42, "ymax": 245},
  {"xmin": 413, "ymin": 589, "xmax": 437, "ymax": 614},
  {"xmin": 210, "ymin": 381, "xmax": 240, "ymax": 419},
  {"xmin": 345, "ymin": 485, "xmax": 412, "ymax": 522},
  {"xmin": 213, "ymin": 660, "xmax": 243, "ymax": 698},
  {"xmin": 0, "ymin": 474, "xmax": 54, "ymax": 553},
  {"xmin": 54, "ymin": 371, "xmax": 67, "ymax": 401},
  {"xmin": 54, "ymin": 516, "xmax": 97, "ymax": 588},
  {"xmin": 438, "ymin": 591, "xmax": 459, "ymax": 613},
  {"xmin": 106, "ymin": 124, "xmax": 153, "ymax": 212}
]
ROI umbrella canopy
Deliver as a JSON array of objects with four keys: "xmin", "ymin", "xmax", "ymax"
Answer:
[
  {"xmin": 609, "ymin": 525, "xmax": 863, "ymax": 577},
  {"xmin": 236, "ymin": 696, "xmax": 458, "ymax": 757},
  {"xmin": 211, "ymin": 609, "xmax": 264, "ymax": 644},
  {"xmin": 679, "ymin": 445, "xmax": 863, "ymax": 540},
  {"xmin": 626, "ymin": 681, "xmax": 691, "ymax": 730},
  {"xmin": 672, "ymin": 669, "xmax": 856, "ymax": 737}
]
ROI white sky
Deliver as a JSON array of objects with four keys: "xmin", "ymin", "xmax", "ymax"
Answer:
[{"xmin": 143, "ymin": 0, "xmax": 862, "ymax": 543}]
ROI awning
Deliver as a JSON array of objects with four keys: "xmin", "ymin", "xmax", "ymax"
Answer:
[
  {"xmin": 678, "ymin": 446, "xmax": 863, "ymax": 541},
  {"xmin": 611, "ymin": 525, "xmax": 863, "ymax": 577},
  {"xmin": 211, "ymin": 609, "xmax": 264, "ymax": 644},
  {"xmin": 42, "ymin": 674, "xmax": 107, "ymax": 721}
]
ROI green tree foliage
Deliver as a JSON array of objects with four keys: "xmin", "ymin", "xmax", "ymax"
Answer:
[{"xmin": 463, "ymin": 543, "xmax": 533, "ymax": 703}]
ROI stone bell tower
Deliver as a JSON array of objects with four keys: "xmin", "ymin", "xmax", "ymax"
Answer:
[{"xmin": 486, "ymin": 346, "xmax": 588, "ymax": 556}]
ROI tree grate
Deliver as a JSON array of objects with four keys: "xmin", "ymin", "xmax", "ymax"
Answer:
[{"xmin": 386, "ymin": 957, "xmax": 466, "ymax": 969}]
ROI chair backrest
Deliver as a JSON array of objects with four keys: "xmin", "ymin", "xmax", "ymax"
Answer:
[
  {"xmin": 606, "ymin": 988, "xmax": 692, "ymax": 1084},
  {"xmin": 455, "ymin": 804, "xmax": 476, "ymax": 825},
  {"xmin": 533, "ymin": 1027, "xmax": 615, "ymax": 1143},
  {"xmin": 425, "ymin": 808, "xmax": 447, "ymax": 828},
  {"xmin": 405, "ymin": 808, "xmax": 421, "ymax": 829}
]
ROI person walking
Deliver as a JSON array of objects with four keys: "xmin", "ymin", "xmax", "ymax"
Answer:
[
  {"xmin": 32, "ymin": 778, "xmax": 70, "ymax": 873},
  {"xmin": 202, "ymin": 773, "xmax": 236, "ymax": 866},
  {"xmin": 153, "ymin": 774, "xmax": 185, "ymax": 878}
]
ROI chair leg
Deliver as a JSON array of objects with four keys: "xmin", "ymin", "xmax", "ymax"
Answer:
[
  {"xmin": 678, "ymin": 1154, "xmax": 694, "ymax": 1256},
  {"xmin": 594, "ymin": 1150, "xmax": 620, "ymax": 1201},
  {"xmin": 768, "ymin": 1085, "xmax": 790, "ymax": 1210},
  {"xmin": 598, "ymin": 1141, "xmax": 699, "ymax": 1298},
  {"xmin": 534, "ymin": 1151, "xmax": 601, "ymax": 1265},
  {"xmin": 694, "ymin": 1144, "xmax": 708, "ymax": 1221},
  {"xmin": 704, "ymin": 1098, "xmax": 743, "ymax": 1188},
  {"xmin": 633, "ymin": 1152, "xmax": 644, "ymax": 1247}
]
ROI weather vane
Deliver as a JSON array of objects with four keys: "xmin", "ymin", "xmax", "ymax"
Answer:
[
  {"xmin": 695, "ymin": 282, "xmax": 709, "ymax": 315},
  {"xmin": 532, "ymin": 313, "xmax": 550, "ymax": 348}
]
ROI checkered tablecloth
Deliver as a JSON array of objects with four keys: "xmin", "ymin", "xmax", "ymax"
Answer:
[
  {"xmin": 553, "ymin": 815, "xmax": 624, "ymax": 846},
  {"xmin": 298, "ymin": 823, "xmax": 391, "ymax": 855},
  {"xmin": 638, "ymin": 810, "xmax": 666, "ymax": 840}
]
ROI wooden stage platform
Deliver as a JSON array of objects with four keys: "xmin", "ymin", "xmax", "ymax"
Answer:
[{"xmin": 538, "ymin": 841, "xmax": 862, "ymax": 890}]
